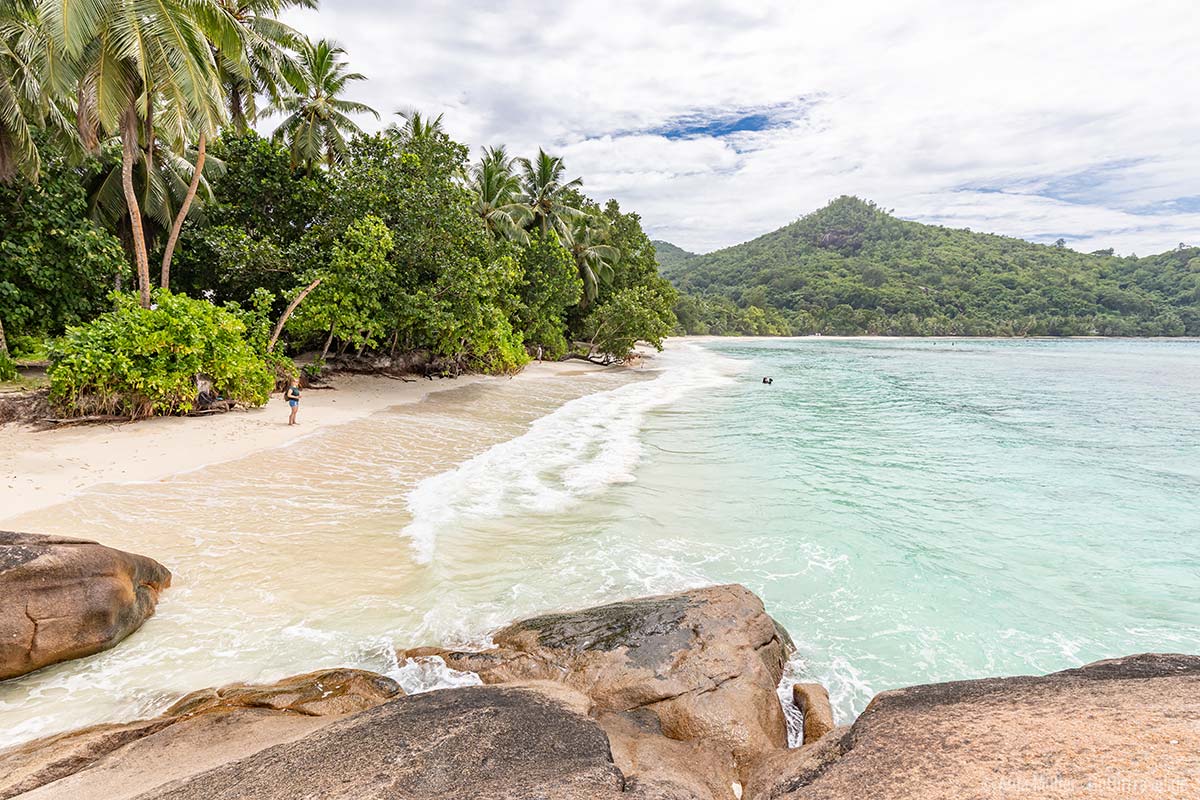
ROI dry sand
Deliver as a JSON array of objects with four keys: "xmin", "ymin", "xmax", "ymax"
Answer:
[{"xmin": 0, "ymin": 360, "xmax": 604, "ymax": 525}]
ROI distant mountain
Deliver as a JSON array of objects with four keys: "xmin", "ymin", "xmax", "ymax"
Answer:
[{"xmin": 654, "ymin": 196, "xmax": 1199, "ymax": 336}]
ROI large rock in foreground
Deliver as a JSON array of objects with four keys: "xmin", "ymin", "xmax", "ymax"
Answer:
[
  {"xmin": 0, "ymin": 532, "xmax": 172, "ymax": 680},
  {"xmin": 748, "ymin": 653, "xmax": 1200, "ymax": 800},
  {"xmin": 0, "ymin": 668, "xmax": 402, "ymax": 800},
  {"xmin": 135, "ymin": 683, "xmax": 700, "ymax": 800},
  {"xmin": 402, "ymin": 584, "xmax": 794, "ymax": 769}
]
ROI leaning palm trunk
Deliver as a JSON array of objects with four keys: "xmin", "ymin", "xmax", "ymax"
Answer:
[
  {"xmin": 121, "ymin": 105, "xmax": 152, "ymax": 309},
  {"xmin": 161, "ymin": 133, "xmax": 206, "ymax": 289},
  {"xmin": 267, "ymin": 277, "xmax": 322, "ymax": 352}
]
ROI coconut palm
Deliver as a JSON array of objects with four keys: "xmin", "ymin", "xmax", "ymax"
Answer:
[
  {"xmin": 470, "ymin": 145, "xmax": 531, "ymax": 244},
  {"xmin": 564, "ymin": 215, "xmax": 620, "ymax": 307},
  {"xmin": 162, "ymin": 0, "xmax": 304, "ymax": 289},
  {"xmin": 270, "ymin": 37, "xmax": 376, "ymax": 172},
  {"xmin": 215, "ymin": 0, "xmax": 311, "ymax": 133},
  {"xmin": 40, "ymin": 0, "xmax": 233, "ymax": 307},
  {"xmin": 385, "ymin": 108, "xmax": 444, "ymax": 146},
  {"xmin": 87, "ymin": 126, "xmax": 220, "ymax": 259},
  {"xmin": 0, "ymin": 0, "xmax": 70, "ymax": 183},
  {"xmin": 516, "ymin": 148, "xmax": 584, "ymax": 240}
]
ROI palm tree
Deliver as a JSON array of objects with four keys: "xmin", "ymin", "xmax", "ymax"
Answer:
[
  {"xmin": 215, "ymin": 0, "xmax": 311, "ymax": 133},
  {"xmin": 516, "ymin": 148, "xmax": 584, "ymax": 240},
  {"xmin": 87, "ymin": 126, "xmax": 219, "ymax": 260},
  {"xmin": 41, "ymin": 0, "xmax": 232, "ymax": 307},
  {"xmin": 564, "ymin": 215, "xmax": 620, "ymax": 307},
  {"xmin": 162, "ymin": 0, "xmax": 304, "ymax": 289},
  {"xmin": 385, "ymin": 108, "xmax": 444, "ymax": 146},
  {"xmin": 271, "ymin": 37, "xmax": 376, "ymax": 172},
  {"xmin": 470, "ymin": 145, "xmax": 531, "ymax": 244},
  {"xmin": 0, "ymin": 0, "xmax": 69, "ymax": 183}
]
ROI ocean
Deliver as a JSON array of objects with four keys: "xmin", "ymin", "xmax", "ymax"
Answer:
[{"xmin": 3, "ymin": 337, "xmax": 1199, "ymax": 747}]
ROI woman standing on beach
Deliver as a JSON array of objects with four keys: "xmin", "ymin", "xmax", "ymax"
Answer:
[{"xmin": 286, "ymin": 383, "xmax": 301, "ymax": 425}]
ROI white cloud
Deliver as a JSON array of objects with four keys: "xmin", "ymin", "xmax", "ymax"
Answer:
[{"xmin": 282, "ymin": 0, "xmax": 1200, "ymax": 255}]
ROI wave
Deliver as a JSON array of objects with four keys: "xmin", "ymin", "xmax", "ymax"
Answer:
[{"xmin": 398, "ymin": 344, "xmax": 739, "ymax": 562}]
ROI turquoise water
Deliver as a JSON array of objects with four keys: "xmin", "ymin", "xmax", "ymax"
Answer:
[{"xmin": 615, "ymin": 337, "xmax": 1200, "ymax": 719}]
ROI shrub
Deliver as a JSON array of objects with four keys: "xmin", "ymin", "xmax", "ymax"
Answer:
[
  {"xmin": 232, "ymin": 287, "xmax": 298, "ymax": 390},
  {"xmin": 48, "ymin": 291, "xmax": 275, "ymax": 418},
  {"xmin": 0, "ymin": 352, "xmax": 16, "ymax": 382}
]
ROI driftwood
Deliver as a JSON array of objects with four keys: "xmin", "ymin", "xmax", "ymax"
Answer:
[
  {"xmin": 41, "ymin": 415, "xmax": 133, "ymax": 427},
  {"xmin": 565, "ymin": 352, "xmax": 617, "ymax": 366}
]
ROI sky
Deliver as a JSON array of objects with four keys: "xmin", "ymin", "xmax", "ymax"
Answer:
[{"xmin": 283, "ymin": 0, "xmax": 1200, "ymax": 256}]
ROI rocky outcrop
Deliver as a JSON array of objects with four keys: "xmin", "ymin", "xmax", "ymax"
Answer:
[
  {"xmin": 400, "ymin": 584, "xmax": 794, "ymax": 770},
  {"xmin": 0, "ymin": 532, "xmax": 172, "ymax": 680},
  {"xmin": 747, "ymin": 653, "xmax": 1200, "ymax": 800},
  {"xmin": 6, "ymin": 579, "xmax": 1198, "ymax": 800},
  {"xmin": 0, "ymin": 668, "xmax": 401, "ymax": 800},
  {"xmin": 130, "ymin": 682, "xmax": 706, "ymax": 800}
]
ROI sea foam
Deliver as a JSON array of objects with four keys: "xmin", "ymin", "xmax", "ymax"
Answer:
[{"xmin": 399, "ymin": 344, "xmax": 737, "ymax": 562}]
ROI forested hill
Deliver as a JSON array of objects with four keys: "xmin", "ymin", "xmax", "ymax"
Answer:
[
  {"xmin": 650, "ymin": 240, "xmax": 697, "ymax": 273},
  {"xmin": 657, "ymin": 196, "xmax": 1200, "ymax": 336}
]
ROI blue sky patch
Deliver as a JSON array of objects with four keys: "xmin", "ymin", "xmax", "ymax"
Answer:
[{"xmin": 617, "ymin": 99, "xmax": 816, "ymax": 145}]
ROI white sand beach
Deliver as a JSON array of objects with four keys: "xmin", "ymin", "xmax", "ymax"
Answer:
[{"xmin": 0, "ymin": 360, "xmax": 606, "ymax": 525}]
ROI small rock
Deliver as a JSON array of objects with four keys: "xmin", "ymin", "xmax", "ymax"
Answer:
[{"xmin": 792, "ymin": 682, "xmax": 835, "ymax": 744}]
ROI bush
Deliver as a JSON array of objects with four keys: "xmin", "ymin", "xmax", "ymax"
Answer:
[
  {"xmin": 48, "ymin": 291, "xmax": 275, "ymax": 418},
  {"xmin": 579, "ymin": 286, "xmax": 676, "ymax": 359},
  {"xmin": 0, "ymin": 352, "xmax": 16, "ymax": 382},
  {"xmin": 232, "ymin": 287, "xmax": 298, "ymax": 390}
]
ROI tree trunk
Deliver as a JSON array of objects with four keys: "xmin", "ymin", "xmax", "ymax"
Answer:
[
  {"xmin": 161, "ymin": 132, "xmax": 206, "ymax": 289},
  {"xmin": 76, "ymin": 84, "xmax": 99, "ymax": 154},
  {"xmin": 0, "ymin": 315, "xmax": 8, "ymax": 355},
  {"xmin": 320, "ymin": 325, "xmax": 335, "ymax": 360},
  {"xmin": 230, "ymin": 87, "xmax": 245, "ymax": 132},
  {"xmin": 121, "ymin": 104, "xmax": 152, "ymax": 309},
  {"xmin": 143, "ymin": 102, "xmax": 154, "ymax": 208},
  {"xmin": 267, "ymin": 277, "xmax": 322, "ymax": 352}
]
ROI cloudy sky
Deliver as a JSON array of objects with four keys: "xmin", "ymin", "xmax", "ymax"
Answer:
[{"xmin": 283, "ymin": 0, "xmax": 1199, "ymax": 255}]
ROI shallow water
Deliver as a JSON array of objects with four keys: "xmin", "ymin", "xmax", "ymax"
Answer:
[{"xmin": 3, "ymin": 338, "xmax": 1199, "ymax": 747}]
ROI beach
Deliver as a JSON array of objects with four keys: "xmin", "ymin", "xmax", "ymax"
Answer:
[
  {"xmin": 0, "ymin": 352, "xmax": 672, "ymax": 747},
  {"xmin": 0, "ymin": 360, "xmax": 603, "ymax": 525}
]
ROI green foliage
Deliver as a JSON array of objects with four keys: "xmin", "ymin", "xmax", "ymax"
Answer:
[
  {"xmin": 48, "ymin": 291, "xmax": 275, "ymax": 418},
  {"xmin": 234, "ymin": 287, "xmax": 298, "ymax": 388},
  {"xmin": 0, "ymin": 352, "xmax": 16, "ymax": 382},
  {"xmin": 271, "ymin": 38, "xmax": 378, "ymax": 171},
  {"xmin": 0, "ymin": 142, "xmax": 127, "ymax": 342},
  {"xmin": 515, "ymin": 233, "xmax": 582, "ymax": 359},
  {"xmin": 6, "ymin": 334, "xmax": 47, "ymax": 359},
  {"xmin": 662, "ymin": 196, "xmax": 1200, "ymax": 336},
  {"xmin": 302, "ymin": 357, "xmax": 325, "ymax": 381},
  {"xmin": 287, "ymin": 214, "xmax": 393, "ymax": 353},
  {"xmin": 580, "ymin": 285, "xmax": 676, "ymax": 359},
  {"xmin": 172, "ymin": 131, "xmax": 327, "ymax": 303}
]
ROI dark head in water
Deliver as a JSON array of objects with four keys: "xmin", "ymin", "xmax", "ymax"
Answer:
[{"xmin": 762, "ymin": 377, "xmax": 773, "ymax": 385}]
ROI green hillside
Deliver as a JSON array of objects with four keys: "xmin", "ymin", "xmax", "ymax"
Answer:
[
  {"xmin": 649, "ymin": 240, "xmax": 697, "ymax": 273},
  {"xmin": 658, "ymin": 196, "xmax": 1200, "ymax": 336}
]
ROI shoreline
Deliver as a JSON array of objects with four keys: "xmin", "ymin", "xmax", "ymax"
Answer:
[{"xmin": 0, "ymin": 359, "xmax": 609, "ymax": 525}]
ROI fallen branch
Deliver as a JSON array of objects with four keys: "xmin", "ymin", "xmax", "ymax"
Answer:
[{"xmin": 42, "ymin": 415, "xmax": 133, "ymax": 426}]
